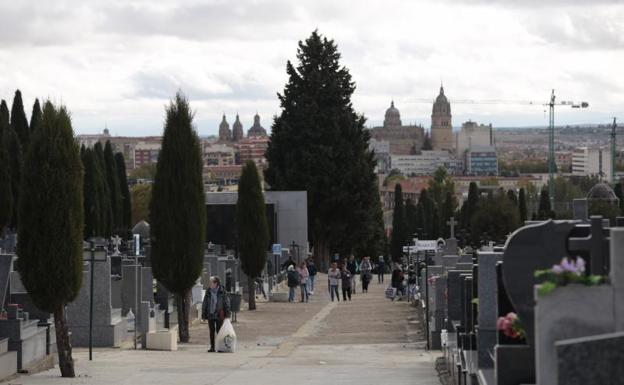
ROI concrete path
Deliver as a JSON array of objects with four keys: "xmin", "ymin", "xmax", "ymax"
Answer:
[{"xmin": 4, "ymin": 275, "xmax": 440, "ymax": 385}]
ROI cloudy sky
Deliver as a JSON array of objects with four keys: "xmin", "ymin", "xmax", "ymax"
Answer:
[{"xmin": 0, "ymin": 0, "xmax": 622, "ymax": 136}]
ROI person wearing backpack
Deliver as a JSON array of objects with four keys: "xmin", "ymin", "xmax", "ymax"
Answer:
[
  {"xmin": 297, "ymin": 261, "xmax": 310, "ymax": 303},
  {"xmin": 201, "ymin": 276, "xmax": 231, "ymax": 352},
  {"xmin": 287, "ymin": 265, "xmax": 299, "ymax": 303},
  {"xmin": 359, "ymin": 256, "xmax": 373, "ymax": 293}
]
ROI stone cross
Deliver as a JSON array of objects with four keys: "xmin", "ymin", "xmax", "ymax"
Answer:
[
  {"xmin": 568, "ymin": 216, "xmax": 610, "ymax": 275},
  {"xmin": 447, "ymin": 217, "xmax": 457, "ymax": 239},
  {"xmin": 111, "ymin": 235, "xmax": 122, "ymax": 256}
]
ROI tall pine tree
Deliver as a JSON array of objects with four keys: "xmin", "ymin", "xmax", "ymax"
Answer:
[
  {"xmin": 518, "ymin": 187, "xmax": 528, "ymax": 223},
  {"xmin": 115, "ymin": 152, "xmax": 132, "ymax": 232},
  {"xmin": 1, "ymin": 99, "xmax": 22, "ymax": 230},
  {"xmin": 30, "ymin": 99, "xmax": 42, "ymax": 132},
  {"xmin": 150, "ymin": 92, "xmax": 205, "ymax": 342},
  {"xmin": 265, "ymin": 30, "xmax": 380, "ymax": 268},
  {"xmin": 390, "ymin": 183, "xmax": 407, "ymax": 262},
  {"xmin": 104, "ymin": 141, "xmax": 122, "ymax": 234},
  {"xmin": 17, "ymin": 101, "xmax": 83, "ymax": 377},
  {"xmin": 11, "ymin": 90, "xmax": 29, "ymax": 149},
  {"xmin": 0, "ymin": 132, "xmax": 12, "ymax": 235},
  {"xmin": 537, "ymin": 187, "xmax": 553, "ymax": 219},
  {"xmin": 237, "ymin": 161, "xmax": 269, "ymax": 311},
  {"xmin": 93, "ymin": 142, "xmax": 113, "ymax": 236}
]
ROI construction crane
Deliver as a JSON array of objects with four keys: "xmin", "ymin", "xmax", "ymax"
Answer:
[
  {"xmin": 404, "ymin": 89, "xmax": 589, "ymax": 207},
  {"xmin": 611, "ymin": 117, "xmax": 618, "ymax": 183}
]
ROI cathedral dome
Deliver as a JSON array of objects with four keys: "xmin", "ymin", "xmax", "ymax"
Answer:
[
  {"xmin": 587, "ymin": 182, "xmax": 619, "ymax": 202},
  {"xmin": 248, "ymin": 113, "xmax": 267, "ymax": 137},
  {"xmin": 432, "ymin": 86, "xmax": 451, "ymax": 115},
  {"xmin": 232, "ymin": 114, "xmax": 244, "ymax": 141},
  {"xmin": 383, "ymin": 101, "xmax": 402, "ymax": 128}
]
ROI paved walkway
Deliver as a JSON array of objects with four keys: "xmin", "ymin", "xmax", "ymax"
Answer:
[{"xmin": 4, "ymin": 275, "xmax": 439, "ymax": 385}]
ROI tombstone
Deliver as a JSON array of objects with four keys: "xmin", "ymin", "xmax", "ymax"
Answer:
[
  {"xmin": 67, "ymin": 254, "xmax": 126, "ymax": 347},
  {"xmin": 555, "ymin": 331, "xmax": 624, "ymax": 385},
  {"xmin": 476, "ymin": 252, "xmax": 503, "ymax": 369},
  {"xmin": 568, "ymin": 216, "xmax": 610, "ymax": 276},
  {"xmin": 534, "ymin": 226, "xmax": 624, "ymax": 384},
  {"xmin": 0, "ymin": 255, "xmax": 13, "ymax": 308},
  {"xmin": 502, "ymin": 219, "xmax": 575, "ymax": 345},
  {"xmin": 9, "ymin": 271, "xmax": 50, "ymax": 321},
  {"xmin": 572, "ymin": 198, "xmax": 588, "ymax": 221},
  {"xmin": 447, "ymin": 269, "xmax": 472, "ymax": 329},
  {"xmin": 141, "ymin": 267, "xmax": 153, "ymax": 305},
  {"xmin": 122, "ymin": 264, "xmax": 143, "ymax": 317}
]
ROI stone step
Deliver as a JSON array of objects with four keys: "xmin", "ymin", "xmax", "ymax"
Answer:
[{"xmin": 0, "ymin": 350, "xmax": 17, "ymax": 381}]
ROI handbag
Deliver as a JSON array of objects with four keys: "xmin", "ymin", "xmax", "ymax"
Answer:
[{"xmin": 385, "ymin": 286, "xmax": 397, "ymax": 299}]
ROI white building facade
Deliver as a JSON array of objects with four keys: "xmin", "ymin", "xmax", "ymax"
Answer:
[{"xmin": 572, "ymin": 146, "xmax": 612, "ymax": 180}]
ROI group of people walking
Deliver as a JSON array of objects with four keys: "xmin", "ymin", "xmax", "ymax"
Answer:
[
  {"xmin": 327, "ymin": 255, "xmax": 377, "ymax": 301},
  {"xmin": 286, "ymin": 258, "xmax": 318, "ymax": 303}
]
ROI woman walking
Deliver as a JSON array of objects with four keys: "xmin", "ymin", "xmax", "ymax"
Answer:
[
  {"xmin": 360, "ymin": 256, "xmax": 373, "ymax": 293},
  {"xmin": 328, "ymin": 262, "xmax": 341, "ymax": 302},
  {"xmin": 297, "ymin": 261, "xmax": 310, "ymax": 303},
  {"xmin": 201, "ymin": 276, "xmax": 231, "ymax": 352},
  {"xmin": 307, "ymin": 259, "xmax": 317, "ymax": 294}
]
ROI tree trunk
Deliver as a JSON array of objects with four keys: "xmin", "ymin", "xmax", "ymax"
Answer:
[
  {"xmin": 53, "ymin": 305, "xmax": 75, "ymax": 378},
  {"xmin": 175, "ymin": 290, "xmax": 191, "ymax": 343},
  {"xmin": 248, "ymin": 278, "xmax": 256, "ymax": 311},
  {"xmin": 313, "ymin": 237, "xmax": 330, "ymax": 272}
]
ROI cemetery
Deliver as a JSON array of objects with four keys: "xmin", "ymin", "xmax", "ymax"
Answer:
[{"xmin": 415, "ymin": 198, "xmax": 624, "ymax": 385}]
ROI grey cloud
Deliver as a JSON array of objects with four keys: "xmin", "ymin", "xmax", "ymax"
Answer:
[
  {"xmin": 99, "ymin": 1, "xmax": 301, "ymax": 41},
  {"xmin": 130, "ymin": 70, "xmax": 275, "ymax": 101},
  {"xmin": 438, "ymin": 0, "xmax": 623, "ymax": 6},
  {"xmin": 526, "ymin": 12, "xmax": 624, "ymax": 50}
]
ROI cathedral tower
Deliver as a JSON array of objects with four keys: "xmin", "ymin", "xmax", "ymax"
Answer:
[
  {"xmin": 431, "ymin": 86, "xmax": 453, "ymax": 151},
  {"xmin": 218, "ymin": 114, "xmax": 232, "ymax": 142}
]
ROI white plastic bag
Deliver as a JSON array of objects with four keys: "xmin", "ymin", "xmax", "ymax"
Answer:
[{"xmin": 215, "ymin": 318, "xmax": 237, "ymax": 353}]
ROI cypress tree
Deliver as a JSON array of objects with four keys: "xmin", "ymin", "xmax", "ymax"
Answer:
[
  {"xmin": 82, "ymin": 148, "xmax": 100, "ymax": 238},
  {"xmin": 390, "ymin": 183, "xmax": 407, "ymax": 262},
  {"xmin": 614, "ymin": 182, "xmax": 624, "ymax": 215},
  {"xmin": 115, "ymin": 152, "xmax": 132, "ymax": 233},
  {"xmin": 419, "ymin": 188, "xmax": 434, "ymax": 239},
  {"xmin": 93, "ymin": 142, "xmax": 112, "ymax": 236},
  {"xmin": 507, "ymin": 189, "xmax": 518, "ymax": 205},
  {"xmin": 518, "ymin": 188, "xmax": 528, "ymax": 223},
  {"xmin": 432, "ymin": 205, "xmax": 441, "ymax": 239},
  {"xmin": 442, "ymin": 190, "xmax": 455, "ymax": 238},
  {"xmin": 104, "ymin": 141, "xmax": 122, "ymax": 234},
  {"xmin": 237, "ymin": 161, "xmax": 269, "ymax": 311},
  {"xmin": 538, "ymin": 187, "xmax": 552, "ymax": 219},
  {"xmin": 30, "ymin": 99, "xmax": 42, "ymax": 132},
  {"xmin": 17, "ymin": 101, "xmax": 83, "ymax": 377},
  {"xmin": 461, "ymin": 182, "xmax": 479, "ymax": 230},
  {"xmin": 150, "ymin": 92, "xmax": 205, "ymax": 343},
  {"xmin": 10, "ymin": 90, "xmax": 29, "ymax": 149},
  {"xmin": 1, "ymin": 100, "xmax": 22, "ymax": 230},
  {"xmin": 404, "ymin": 198, "xmax": 417, "ymax": 242},
  {"xmin": 264, "ymin": 30, "xmax": 378, "ymax": 269},
  {"xmin": 0, "ymin": 133, "xmax": 12, "ymax": 235}
]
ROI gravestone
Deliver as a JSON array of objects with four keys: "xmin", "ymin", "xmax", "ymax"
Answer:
[
  {"xmin": 447, "ymin": 269, "xmax": 472, "ymax": 327},
  {"xmin": 476, "ymin": 252, "xmax": 504, "ymax": 369},
  {"xmin": 122, "ymin": 264, "xmax": 143, "ymax": 317},
  {"xmin": 8, "ymin": 271, "xmax": 50, "ymax": 321},
  {"xmin": 555, "ymin": 331, "xmax": 624, "ymax": 385},
  {"xmin": 568, "ymin": 216, "xmax": 610, "ymax": 276},
  {"xmin": 67, "ymin": 255, "xmax": 126, "ymax": 347},
  {"xmin": 502, "ymin": 219, "xmax": 575, "ymax": 345},
  {"xmin": 141, "ymin": 267, "xmax": 153, "ymax": 305},
  {"xmin": 0, "ymin": 255, "xmax": 13, "ymax": 308},
  {"xmin": 572, "ymin": 198, "xmax": 588, "ymax": 221}
]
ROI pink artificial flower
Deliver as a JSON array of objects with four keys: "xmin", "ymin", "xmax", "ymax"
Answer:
[
  {"xmin": 552, "ymin": 264, "xmax": 564, "ymax": 274},
  {"xmin": 575, "ymin": 257, "xmax": 586, "ymax": 273}
]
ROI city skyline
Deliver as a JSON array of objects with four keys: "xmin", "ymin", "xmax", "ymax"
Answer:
[{"xmin": 0, "ymin": 0, "xmax": 622, "ymax": 136}]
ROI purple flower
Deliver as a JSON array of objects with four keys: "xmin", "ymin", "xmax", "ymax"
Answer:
[
  {"xmin": 552, "ymin": 264, "xmax": 564, "ymax": 274},
  {"xmin": 575, "ymin": 257, "xmax": 586, "ymax": 273}
]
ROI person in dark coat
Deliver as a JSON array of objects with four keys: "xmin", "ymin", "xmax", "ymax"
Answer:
[
  {"xmin": 202, "ymin": 276, "xmax": 231, "ymax": 352},
  {"xmin": 282, "ymin": 255, "xmax": 296, "ymax": 270},
  {"xmin": 340, "ymin": 265, "xmax": 352, "ymax": 301},
  {"xmin": 287, "ymin": 265, "xmax": 299, "ymax": 303},
  {"xmin": 347, "ymin": 255, "xmax": 357, "ymax": 294},
  {"xmin": 307, "ymin": 259, "xmax": 317, "ymax": 294},
  {"xmin": 391, "ymin": 265, "xmax": 405, "ymax": 301}
]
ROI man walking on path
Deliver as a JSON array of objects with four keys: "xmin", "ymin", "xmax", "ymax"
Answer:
[
  {"xmin": 328, "ymin": 262, "xmax": 341, "ymax": 302},
  {"xmin": 341, "ymin": 265, "xmax": 352, "ymax": 301},
  {"xmin": 307, "ymin": 259, "xmax": 317, "ymax": 294},
  {"xmin": 360, "ymin": 256, "xmax": 372, "ymax": 293},
  {"xmin": 347, "ymin": 255, "xmax": 357, "ymax": 294},
  {"xmin": 377, "ymin": 255, "xmax": 385, "ymax": 284}
]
